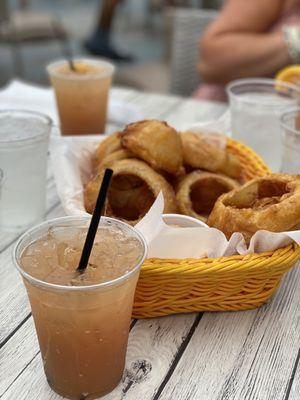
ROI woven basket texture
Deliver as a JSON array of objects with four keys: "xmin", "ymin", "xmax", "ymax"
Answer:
[{"xmin": 133, "ymin": 138, "xmax": 300, "ymax": 318}]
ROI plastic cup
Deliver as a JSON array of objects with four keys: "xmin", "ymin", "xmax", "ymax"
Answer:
[
  {"xmin": 47, "ymin": 58, "xmax": 115, "ymax": 135},
  {"xmin": 0, "ymin": 110, "xmax": 51, "ymax": 231},
  {"xmin": 162, "ymin": 213, "xmax": 208, "ymax": 227},
  {"xmin": 226, "ymin": 78, "xmax": 300, "ymax": 171},
  {"xmin": 0, "ymin": 168, "xmax": 3, "ymax": 195},
  {"xmin": 14, "ymin": 216, "xmax": 147, "ymax": 399},
  {"xmin": 280, "ymin": 107, "xmax": 300, "ymax": 173}
]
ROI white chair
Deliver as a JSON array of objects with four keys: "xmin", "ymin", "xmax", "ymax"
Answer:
[
  {"xmin": 169, "ymin": 7, "xmax": 218, "ymax": 96},
  {"xmin": 0, "ymin": 0, "xmax": 70, "ymax": 76}
]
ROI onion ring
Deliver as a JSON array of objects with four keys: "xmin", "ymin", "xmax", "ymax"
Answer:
[
  {"xmin": 97, "ymin": 149, "xmax": 134, "ymax": 171},
  {"xmin": 84, "ymin": 158, "xmax": 177, "ymax": 224},
  {"xmin": 180, "ymin": 131, "xmax": 241, "ymax": 179},
  {"xmin": 92, "ymin": 132, "xmax": 122, "ymax": 169},
  {"xmin": 121, "ymin": 120, "xmax": 183, "ymax": 175},
  {"xmin": 176, "ymin": 171, "xmax": 238, "ymax": 222},
  {"xmin": 207, "ymin": 174, "xmax": 300, "ymax": 243}
]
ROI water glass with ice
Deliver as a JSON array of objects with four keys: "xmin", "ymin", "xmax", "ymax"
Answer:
[
  {"xmin": 0, "ymin": 110, "xmax": 52, "ymax": 231},
  {"xmin": 226, "ymin": 78, "xmax": 300, "ymax": 171},
  {"xmin": 280, "ymin": 107, "xmax": 300, "ymax": 173}
]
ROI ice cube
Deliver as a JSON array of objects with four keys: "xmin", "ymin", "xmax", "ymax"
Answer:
[{"xmin": 49, "ymin": 226, "xmax": 86, "ymax": 243}]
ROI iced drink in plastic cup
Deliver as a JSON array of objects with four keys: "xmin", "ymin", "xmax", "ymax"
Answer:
[
  {"xmin": 47, "ymin": 59, "xmax": 115, "ymax": 135},
  {"xmin": 14, "ymin": 216, "xmax": 147, "ymax": 400}
]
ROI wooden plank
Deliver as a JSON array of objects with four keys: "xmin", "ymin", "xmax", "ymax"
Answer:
[
  {"xmin": 104, "ymin": 314, "xmax": 199, "ymax": 400},
  {"xmin": 1, "ymin": 314, "xmax": 198, "ymax": 400},
  {"xmin": 0, "ymin": 205, "xmax": 65, "ymax": 345},
  {"xmin": 157, "ymin": 264, "xmax": 300, "ymax": 400},
  {"xmin": 0, "ymin": 317, "xmax": 39, "ymax": 397},
  {"xmin": 286, "ymin": 348, "xmax": 300, "ymax": 400}
]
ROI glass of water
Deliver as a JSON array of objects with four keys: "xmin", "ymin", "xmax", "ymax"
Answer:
[
  {"xmin": 280, "ymin": 107, "xmax": 300, "ymax": 173},
  {"xmin": 0, "ymin": 110, "xmax": 52, "ymax": 231},
  {"xmin": 226, "ymin": 78, "xmax": 300, "ymax": 171},
  {"xmin": 0, "ymin": 169, "xmax": 3, "ymax": 197}
]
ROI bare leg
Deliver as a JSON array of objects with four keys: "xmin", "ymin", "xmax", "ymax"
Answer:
[
  {"xmin": 84, "ymin": 0, "xmax": 134, "ymax": 61},
  {"xmin": 98, "ymin": 0, "xmax": 122, "ymax": 32}
]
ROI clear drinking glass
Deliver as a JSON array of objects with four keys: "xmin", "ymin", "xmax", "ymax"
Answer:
[
  {"xmin": 226, "ymin": 78, "xmax": 300, "ymax": 171},
  {"xmin": 0, "ymin": 168, "xmax": 3, "ymax": 189},
  {"xmin": 13, "ymin": 216, "xmax": 147, "ymax": 400},
  {"xmin": 47, "ymin": 58, "xmax": 115, "ymax": 135},
  {"xmin": 280, "ymin": 107, "xmax": 300, "ymax": 173},
  {"xmin": 0, "ymin": 110, "xmax": 51, "ymax": 231}
]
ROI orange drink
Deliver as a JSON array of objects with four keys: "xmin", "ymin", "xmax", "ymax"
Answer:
[
  {"xmin": 14, "ymin": 216, "xmax": 146, "ymax": 399},
  {"xmin": 47, "ymin": 59, "xmax": 115, "ymax": 135}
]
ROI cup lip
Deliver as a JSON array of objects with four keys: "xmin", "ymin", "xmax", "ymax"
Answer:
[
  {"xmin": 13, "ymin": 215, "xmax": 148, "ymax": 292},
  {"xmin": 226, "ymin": 77, "xmax": 300, "ymax": 103},
  {"xmin": 162, "ymin": 213, "xmax": 208, "ymax": 227},
  {"xmin": 0, "ymin": 109, "xmax": 52, "ymax": 144},
  {"xmin": 280, "ymin": 106, "xmax": 300, "ymax": 136},
  {"xmin": 47, "ymin": 57, "xmax": 116, "ymax": 80}
]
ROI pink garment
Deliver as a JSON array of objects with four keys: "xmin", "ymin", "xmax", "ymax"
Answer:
[{"xmin": 194, "ymin": 5, "xmax": 300, "ymax": 102}]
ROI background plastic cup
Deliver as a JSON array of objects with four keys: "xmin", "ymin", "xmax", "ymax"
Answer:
[
  {"xmin": 280, "ymin": 107, "xmax": 300, "ymax": 173},
  {"xmin": 0, "ymin": 168, "xmax": 3, "ymax": 195},
  {"xmin": 0, "ymin": 110, "xmax": 51, "ymax": 231},
  {"xmin": 14, "ymin": 216, "xmax": 147, "ymax": 399},
  {"xmin": 226, "ymin": 78, "xmax": 300, "ymax": 171},
  {"xmin": 162, "ymin": 213, "xmax": 208, "ymax": 227},
  {"xmin": 47, "ymin": 58, "xmax": 115, "ymax": 135}
]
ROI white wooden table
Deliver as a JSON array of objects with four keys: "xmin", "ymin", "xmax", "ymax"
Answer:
[{"xmin": 1, "ymin": 88, "xmax": 300, "ymax": 400}]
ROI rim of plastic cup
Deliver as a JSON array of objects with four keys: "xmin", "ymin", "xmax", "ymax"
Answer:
[
  {"xmin": 226, "ymin": 78, "xmax": 300, "ymax": 104},
  {"xmin": 47, "ymin": 58, "xmax": 116, "ymax": 80},
  {"xmin": 162, "ymin": 213, "xmax": 208, "ymax": 228},
  {"xmin": 280, "ymin": 106, "xmax": 300, "ymax": 136},
  {"xmin": 0, "ymin": 109, "xmax": 52, "ymax": 144},
  {"xmin": 13, "ymin": 215, "xmax": 147, "ymax": 292}
]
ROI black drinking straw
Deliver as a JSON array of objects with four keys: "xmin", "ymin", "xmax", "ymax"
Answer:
[
  {"xmin": 68, "ymin": 58, "xmax": 76, "ymax": 72},
  {"xmin": 77, "ymin": 168, "xmax": 113, "ymax": 272}
]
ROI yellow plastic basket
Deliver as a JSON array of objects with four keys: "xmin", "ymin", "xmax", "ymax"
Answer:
[{"xmin": 133, "ymin": 138, "xmax": 300, "ymax": 318}]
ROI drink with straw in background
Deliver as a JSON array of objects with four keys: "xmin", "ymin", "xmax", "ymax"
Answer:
[
  {"xmin": 47, "ymin": 59, "xmax": 115, "ymax": 135},
  {"xmin": 14, "ymin": 170, "xmax": 147, "ymax": 399}
]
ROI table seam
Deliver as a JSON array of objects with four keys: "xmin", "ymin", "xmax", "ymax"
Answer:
[{"xmin": 152, "ymin": 313, "xmax": 203, "ymax": 400}]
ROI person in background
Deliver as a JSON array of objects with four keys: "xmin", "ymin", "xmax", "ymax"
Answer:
[
  {"xmin": 84, "ymin": 0, "xmax": 132, "ymax": 62},
  {"xmin": 85, "ymin": 0, "xmax": 179, "ymax": 61},
  {"xmin": 195, "ymin": 0, "xmax": 300, "ymax": 101}
]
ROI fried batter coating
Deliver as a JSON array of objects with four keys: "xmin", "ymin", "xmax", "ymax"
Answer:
[
  {"xmin": 176, "ymin": 171, "xmax": 238, "ymax": 222},
  {"xmin": 180, "ymin": 131, "xmax": 241, "ymax": 179},
  {"xmin": 97, "ymin": 149, "xmax": 134, "ymax": 171},
  {"xmin": 207, "ymin": 174, "xmax": 300, "ymax": 243},
  {"xmin": 92, "ymin": 132, "xmax": 122, "ymax": 168},
  {"xmin": 121, "ymin": 120, "xmax": 183, "ymax": 175},
  {"xmin": 84, "ymin": 159, "xmax": 177, "ymax": 224}
]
